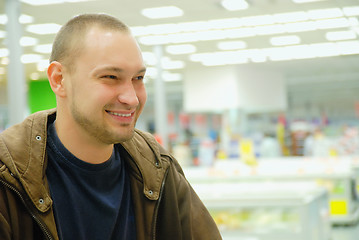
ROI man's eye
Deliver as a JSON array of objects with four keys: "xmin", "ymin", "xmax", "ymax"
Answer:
[
  {"xmin": 134, "ymin": 76, "xmax": 144, "ymax": 81},
  {"xmin": 103, "ymin": 75, "xmax": 117, "ymax": 79}
]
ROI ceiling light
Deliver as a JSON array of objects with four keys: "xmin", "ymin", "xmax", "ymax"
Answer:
[
  {"xmin": 20, "ymin": 37, "xmax": 38, "ymax": 46},
  {"xmin": 273, "ymin": 11, "xmax": 308, "ymax": 23},
  {"xmin": 343, "ymin": 6, "xmax": 359, "ymax": 16},
  {"xmin": 26, "ymin": 23, "xmax": 62, "ymax": 34},
  {"xmin": 285, "ymin": 45, "xmax": 315, "ymax": 59},
  {"xmin": 326, "ymin": 30, "xmax": 357, "ymax": 41},
  {"xmin": 1, "ymin": 58, "xmax": 9, "ymax": 65},
  {"xmin": 221, "ymin": 0, "xmax": 249, "ymax": 11},
  {"xmin": 34, "ymin": 44, "xmax": 53, "ymax": 53},
  {"xmin": 162, "ymin": 72, "xmax": 182, "ymax": 82},
  {"xmin": 284, "ymin": 21, "xmax": 317, "ymax": 32},
  {"xmin": 208, "ymin": 18, "xmax": 242, "ymax": 29},
  {"xmin": 270, "ymin": 35, "xmax": 301, "ymax": 46},
  {"xmin": 19, "ymin": 14, "xmax": 34, "ymax": 24},
  {"xmin": 224, "ymin": 28, "xmax": 256, "ymax": 38},
  {"xmin": 0, "ymin": 49, "xmax": 9, "ymax": 58},
  {"xmin": 30, "ymin": 72, "xmax": 40, "ymax": 80},
  {"xmin": 166, "ymin": 44, "xmax": 197, "ymax": 55},
  {"xmin": 311, "ymin": 42, "xmax": 339, "ymax": 57},
  {"xmin": 315, "ymin": 18, "xmax": 350, "ymax": 29},
  {"xmin": 21, "ymin": 54, "xmax": 42, "ymax": 64},
  {"xmin": 141, "ymin": 6, "xmax": 183, "ymax": 19},
  {"xmin": 242, "ymin": 15, "xmax": 275, "ymax": 26},
  {"xmin": 254, "ymin": 25, "xmax": 285, "ymax": 35},
  {"xmin": 161, "ymin": 57, "xmax": 185, "ymax": 69},
  {"xmin": 292, "ymin": 0, "xmax": 327, "ymax": 3},
  {"xmin": 217, "ymin": 41, "xmax": 247, "ymax": 50},
  {"xmin": 142, "ymin": 52, "xmax": 157, "ymax": 66},
  {"xmin": 0, "ymin": 15, "xmax": 6, "ymax": 25},
  {"xmin": 307, "ymin": 8, "xmax": 343, "ymax": 20},
  {"xmin": 21, "ymin": 0, "xmax": 63, "ymax": 5},
  {"xmin": 21, "ymin": 0, "xmax": 91, "ymax": 5},
  {"xmin": 37, "ymin": 60, "xmax": 49, "ymax": 71},
  {"xmin": 0, "ymin": 31, "xmax": 5, "ymax": 38},
  {"xmin": 337, "ymin": 40, "xmax": 359, "ymax": 55}
]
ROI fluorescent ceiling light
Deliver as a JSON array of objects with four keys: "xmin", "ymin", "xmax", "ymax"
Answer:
[
  {"xmin": 37, "ymin": 60, "xmax": 49, "ymax": 71},
  {"xmin": 21, "ymin": 0, "xmax": 91, "ymax": 5},
  {"xmin": 307, "ymin": 8, "xmax": 343, "ymax": 20},
  {"xmin": 343, "ymin": 6, "xmax": 359, "ymax": 16},
  {"xmin": 161, "ymin": 57, "xmax": 185, "ymax": 69},
  {"xmin": 162, "ymin": 72, "xmax": 182, "ymax": 82},
  {"xmin": 254, "ymin": 25, "xmax": 285, "ymax": 35},
  {"xmin": 217, "ymin": 40, "xmax": 247, "ymax": 50},
  {"xmin": 221, "ymin": 0, "xmax": 249, "ymax": 11},
  {"xmin": 325, "ymin": 30, "xmax": 357, "ymax": 41},
  {"xmin": 142, "ymin": 52, "xmax": 157, "ymax": 66},
  {"xmin": 292, "ymin": 0, "xmax": 327, "ymax": 3},
  {"xmin": 242, "ymin": 15, "xmax": 275, "ymax": 26},
  {"xmin": 190, "ymin": 40, "xmax": 359, "ymax": 66},
  {"xmin": 208, "ymin": 18, "xmax": 242, "ymax": 29},
  {"xmin": 166, "ymin": 44, "xmax": 196, "ymax": 55},
  {"xmin": 30, "ymin": 72, "xmax": 40, "ymax": 80},
  {"xmin": 141, "ymin": 6, "xmax": 183, "ymax": 19},
  {"xmin": 315, "ymin": 18, "xmax": 350, "ymax": 29},
  {"xmin": 273, "ymin": 11, "xmax": 308, "ymax": 23},
  {"xmin": 270, "ymin": 35, "xmax": 301, "ymax": 46},
  {"xmin": 19, "ymin": 14, "xmax": 34, "ymax": 24},
  {"xmin": 284, "ymin": 21, "xmax": 316, "ymax": 32},
  {"xmin": 0, "ymin": 31, "xmax": 5, "ymax": 38},
  {"xmin": 337, "ymin": 40, "xmax": 359, "ymax": 55},
  {"xmin": 26, "ymin": 23, "xmax": 62, "ymax": 34},
  {"xmin": 0, "ymin": 49, "xmax": 9, "ymax": 58},
  {"xmin": 21, "ymin": 54, "xmax": 43, "ymax": 64},
  {"xmin": 34, "ymin": 44, "xmax": 53, "ymax": 53},
  {"xmin": 311, "ymin": 42, "xmax": 339, "ymax": 57},
  {"xmin": 1, "ymin": 57, "xmax": 9, "ymax": 65},
  {"xmin": 20, "ymin": 36, "xmax": 38, "ymax": 46}
]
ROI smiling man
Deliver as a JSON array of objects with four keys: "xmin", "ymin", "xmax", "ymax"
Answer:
[{"xmin": 0, "ymin": 14, "xmax": 221, "ymax": 240}]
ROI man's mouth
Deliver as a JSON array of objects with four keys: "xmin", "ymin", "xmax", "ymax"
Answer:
[{"xmin": 106, "ymin": 110, "xmax": 133, "ymax": 117}]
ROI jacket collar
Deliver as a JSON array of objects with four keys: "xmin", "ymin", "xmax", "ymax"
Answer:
[
  {"xmin": 0, "ymin": 109, "xmax": 56, "ymax": 212},
  {"xmin": 121, "ymin": 129, "xmax": 169, "ymax": 201}
]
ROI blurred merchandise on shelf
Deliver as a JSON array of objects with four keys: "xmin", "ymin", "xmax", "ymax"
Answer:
[
  {"xmin": 191, "ymin": 181, "xmax": 330, "ymax": 240},
  {"xmin": 184, "ymin": 156, "xmax": 359, "ymax": 226}
]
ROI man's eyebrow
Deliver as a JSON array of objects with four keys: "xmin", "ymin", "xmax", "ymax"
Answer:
[
  {"xmin": 94, "ymin": 66, "xmax": 146, "ymax": 75},
  {"xmin": 138, "ymin": 67, "xmax": 147, "ymax": 74}
]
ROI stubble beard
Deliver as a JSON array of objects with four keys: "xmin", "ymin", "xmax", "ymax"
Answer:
[{"xmin": 70, "ymin": 102, "xmax": 136, "ymax": 145}]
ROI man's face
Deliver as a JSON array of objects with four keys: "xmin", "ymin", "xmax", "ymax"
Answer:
[{"xmin": 63, "ymin": 27, "xmax": 147, "ymax": 144}]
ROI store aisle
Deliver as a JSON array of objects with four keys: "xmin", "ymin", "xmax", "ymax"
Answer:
[{"xmin": 332, "ymin": 224, "xmax": 359, "ymax": 240}]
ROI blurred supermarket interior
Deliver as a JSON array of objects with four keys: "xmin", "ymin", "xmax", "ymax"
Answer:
[{"xmin": 2, "ymin": 0, "xmax": 359, "ymax": 239}]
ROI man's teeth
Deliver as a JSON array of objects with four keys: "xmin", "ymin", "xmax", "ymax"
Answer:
[{"xmin": 108, "ymin": 111, "xmax": 132, "ymax": 117}]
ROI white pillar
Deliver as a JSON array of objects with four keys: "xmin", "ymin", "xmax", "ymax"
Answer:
[
  {"xmin": 153, "ymin": 45, "xmax": 168, "ymax": 149},
  {"xmin": 6, "ymin": 0, "xmax": 27, "ymax": 126}
]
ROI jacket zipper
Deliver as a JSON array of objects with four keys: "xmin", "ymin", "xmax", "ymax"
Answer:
[
  {"xmin": 0, "ymin": 178, "xmax": 54, "ymax": 240},
  {"xmin": 152, "ymin": 167, "xmax": 169, "ymax": 240}
]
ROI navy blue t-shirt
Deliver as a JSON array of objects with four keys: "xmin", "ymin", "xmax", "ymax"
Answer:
[{"xmin": 46, "ymin": 122, "xmax": 136, "ymax": 240}]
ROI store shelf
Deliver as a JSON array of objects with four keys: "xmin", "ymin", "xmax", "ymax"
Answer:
[
  {"xmin": 184, "ymin": 157, "xmax": 359, "ymax": 225},
  {"xmin": 192, "ymin": 182, "xmax": 330, "ymax": 240}
]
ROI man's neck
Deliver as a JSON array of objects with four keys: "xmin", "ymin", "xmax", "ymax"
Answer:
[{"xmin": 54, "ymin": 120, "xmax": 114, "ymax": 164}]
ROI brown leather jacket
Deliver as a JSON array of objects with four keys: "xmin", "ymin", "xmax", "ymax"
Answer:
[{"xmin": 0, "ymin": 109, "xmax": 222, "ymax": 240}]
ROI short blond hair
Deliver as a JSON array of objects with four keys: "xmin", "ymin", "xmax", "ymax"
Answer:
[{"xmin": 50, "ymin": 13, "xmax": 130, "ymax": 72}]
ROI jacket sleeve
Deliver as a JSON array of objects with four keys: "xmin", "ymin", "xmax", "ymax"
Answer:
[{"xmin": 156, "ymin": 151, "xmax": 222, "ymax": 240}]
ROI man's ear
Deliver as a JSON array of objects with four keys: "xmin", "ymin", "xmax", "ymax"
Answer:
[{"xmin": 47, "ymin": 61, "xmax": 67, "ymax": 97}]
